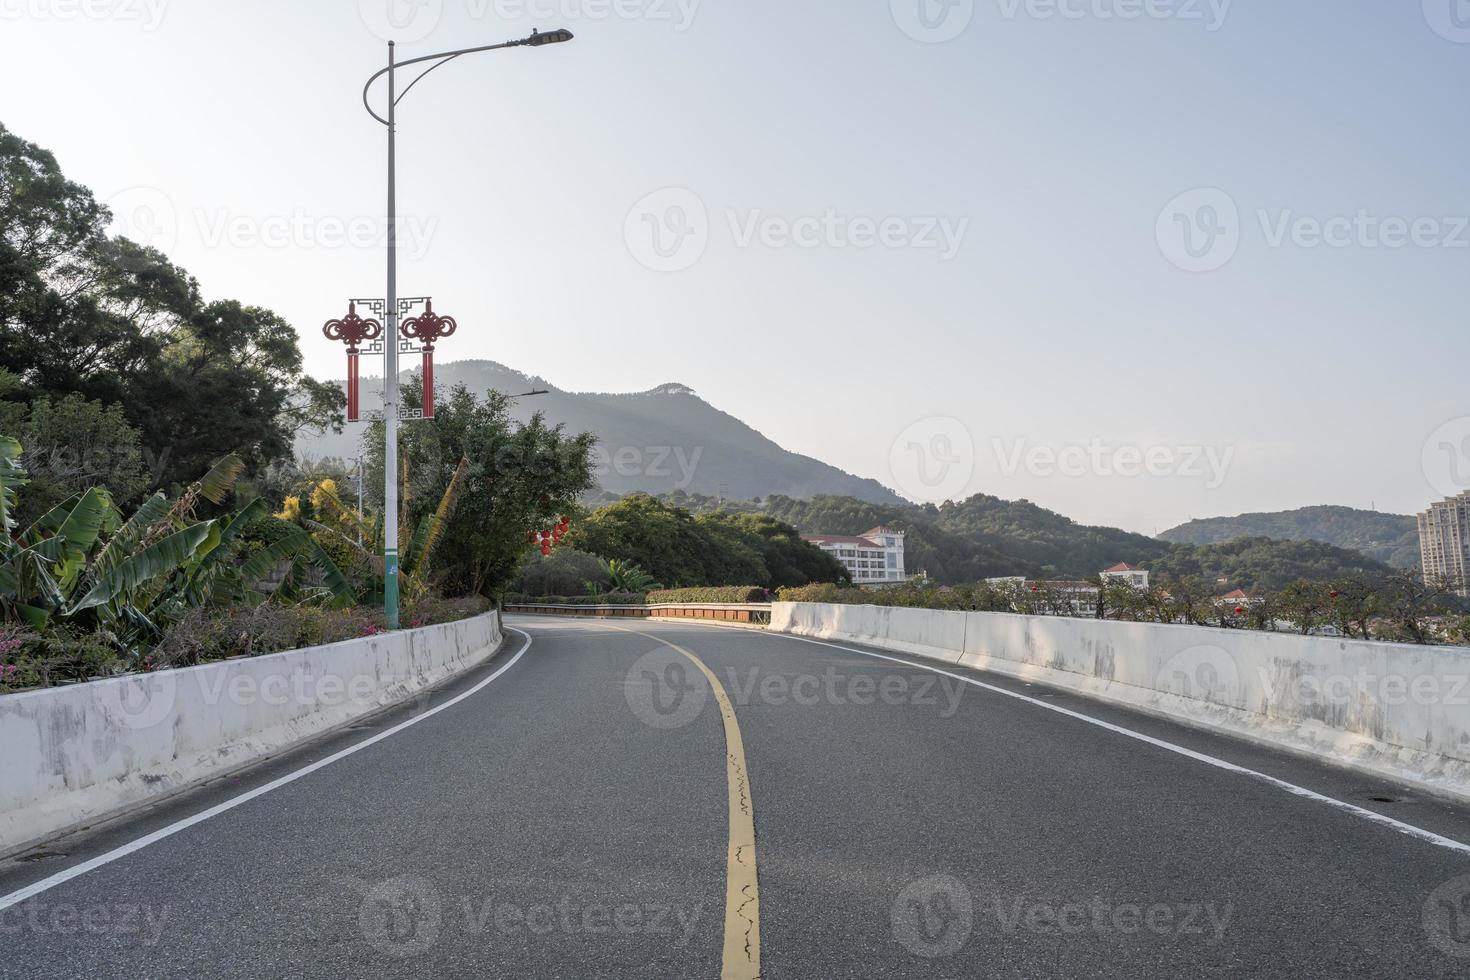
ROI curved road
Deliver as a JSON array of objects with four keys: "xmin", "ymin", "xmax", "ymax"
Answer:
[{"xmin": 5, "ymin": 616, "xmax": 1470, "ymax": 977}]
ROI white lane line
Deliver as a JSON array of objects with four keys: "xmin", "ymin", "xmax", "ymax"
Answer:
[
  {"xmin": 760, "ymin": 630, "xmax": 1470, "ymax": 857},
  {"xmin": 0, "ymin": 628, "xmax": 535, "ymax": 911}
]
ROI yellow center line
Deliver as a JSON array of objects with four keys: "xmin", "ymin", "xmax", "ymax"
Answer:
[{"xmin": 610, "ymin": 625, "xmax": 761, "ymax": 980}]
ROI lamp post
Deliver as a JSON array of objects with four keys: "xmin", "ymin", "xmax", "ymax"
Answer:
[{"xmin": 360, "ymin": 27, "xmax": 573, "ymax": 628}]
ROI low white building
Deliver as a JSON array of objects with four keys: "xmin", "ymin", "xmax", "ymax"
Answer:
[
  {"xmin": 1102, "ymin": 562, "xmax": 1150, "ymax": 589},
  {"xmin": 803, "ymin": 526, "xmax": 906, "ymax": 584}
]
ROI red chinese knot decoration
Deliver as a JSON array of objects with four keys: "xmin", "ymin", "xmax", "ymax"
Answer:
[
  {"xmin": 401, "ymin": 300, "xmax": 458, "ymax": 420},
  {"xmin": 322, "ymin": 303, "xmax": 382, "ymax": 422}
]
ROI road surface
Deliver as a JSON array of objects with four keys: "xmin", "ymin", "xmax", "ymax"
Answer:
[{"xmin": 5, "ymin": 616, "xmax": 1470, "ymax": 978}]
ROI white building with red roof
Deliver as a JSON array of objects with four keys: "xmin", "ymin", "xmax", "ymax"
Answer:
[
  {"xmin": 802, "ymin": 526, "xmax": 906, "ymax": 584},
  {"xmin": 1101, "ymin": 562, "xmax": 1150, "ymax": 589}
]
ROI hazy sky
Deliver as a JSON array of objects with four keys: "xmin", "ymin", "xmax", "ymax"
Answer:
[{"xmin": 3, "ymin": 0, "xmax": 1468, "ymax": 533}]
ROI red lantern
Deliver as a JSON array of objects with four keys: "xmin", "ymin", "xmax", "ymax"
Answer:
[
  {"xmin": 1235, "ymin": 606, "xmax": 1246, "ymax": 616},
  {"xmin": 528, "ymin": 531, "xmax": 538, "ymax": 544},
  {"xmin": 541, "ymin": 543, "xmax": 552, "ymax": 556}
]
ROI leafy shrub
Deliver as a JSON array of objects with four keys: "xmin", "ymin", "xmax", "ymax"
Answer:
[
  {"xmin": 403, "ymin": 595, "xmax": 492, "ymax": 629},
  {"xmin": 504, "ymin": 593, "xmax": 648, "ymax": 606},
  {"xmin": 147, "ymin": 597, "xmax": 488, "ymax": 672},
  {"xmin": 511, "ymin": 548, "xmax": 610, "ymax": 597},
  {"xmin": 646, "ymin": 587, "xmax": 769, "ymax": 604},
  {"xmin": 0, "ymin": 627, "xmax": 126, "ymax": 691},
  {"xmin": 777, "ymin": 581, "xmax": 1018, "ymax": 611}
]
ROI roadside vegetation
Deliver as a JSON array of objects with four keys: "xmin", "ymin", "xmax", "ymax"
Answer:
[{"xmin": 777, "ymin": 572, "xmax": 1470, "ymax": 647}]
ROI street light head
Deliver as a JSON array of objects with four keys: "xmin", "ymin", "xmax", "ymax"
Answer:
[{"xmin": 526, "ymin": 28, "xmax": 574, "ymax": 46}]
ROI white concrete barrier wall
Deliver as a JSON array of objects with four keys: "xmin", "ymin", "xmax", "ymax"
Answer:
[
  {"xmin": 772, "ymin": 602, "xmax": 1470, "ymax": 800},
  {"xmin": 0, "ymin": 611, "xmax": 502, "ymax": 855}
]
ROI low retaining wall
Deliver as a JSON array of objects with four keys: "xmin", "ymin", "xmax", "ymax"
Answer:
[
  {"xmin": 0, "ymin": 612, "xmax": 503, "ymax": 856},
  {"xmin": 507, "ymin": 603, "xmax": 771, "ymax": 625},
  {"xmin": 772, "ymin": 602, "xmax": 1470, "ymax": 801}
]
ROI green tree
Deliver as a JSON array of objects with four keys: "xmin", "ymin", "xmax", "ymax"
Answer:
[
  {"xmin": 513, "ymin": 547, "xmax": 610, "ymax": 597},
  {"xmin": 723, "ymin": 512, "xmax": 850, "ymax": 588},
  {"xmin": 0, "ymin": 122, "xmax": 343, "ymax": 489},
  {"xmin": 1277, "ymin": 581, "xmax": 1332, "ymax": 635},
  {"xmin": 568, "ymin": 494, "xmax": 847, "ymax": 589},
  {"xmin": 0, "ymin": 382, "xmax": 149, "ymax": 524},
  {"xmin": 1327, "ymin": 577, "xmax": 1383, "ymax": 640},
  {"xmin": 604, "ymin": 559, "xmax": 660, "ymax": 594},
  {"xmin": 1376, "ymin": 569, "xmax": 1453, "ymax": 645},
  {"xmin": 367, "ymin": 382, "xmax": 596, "ymax": 598}
]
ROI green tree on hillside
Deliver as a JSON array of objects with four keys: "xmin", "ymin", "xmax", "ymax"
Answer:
[
  {"xmin": 568, "ymin": 494, "xmax": 848, "ymax": 589},
  {"xmin": 0, "ymin": 122, "xmax": 342, "ymax": 488},
  {"xmin": 366, "ymin": 381, "xmax": 596, "ymax": 598},
  {"xmin": 0, "ymin": 373, "xmax": 148, "ymax": 524}
]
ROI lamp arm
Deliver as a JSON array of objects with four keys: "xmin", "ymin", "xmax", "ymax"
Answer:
[{"xmin": 362, "ymin": 36, "xmax": 532, "ymax": 125}]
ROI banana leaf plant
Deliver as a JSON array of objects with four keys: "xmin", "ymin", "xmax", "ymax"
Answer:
[
  {"xmin": 1, "ymin": 439, "xmax": 354, "ymax": 650},
  {"xmin": 305, "ymin": 457, "xmax": 469, "ymax": 603}
]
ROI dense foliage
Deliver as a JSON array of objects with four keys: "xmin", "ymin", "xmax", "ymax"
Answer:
[
  {"xmin": 1160, "ymin": 505, "xmax": 1421, "ymax": 570},
  {"xmin": 777, "ymin": 569, "xmax": 1467, "ymax": 646},
  {"xmin": 0, "ymin": 377, "xmax": 149, "ymax": 525},
  {"xmin": 364, "ymin": 381, "xmax": 597, "ymax": 599},
  {"xmin": 0, "ymin": 439, "xmax": 365, "ymax": 688},
  {"xmin": 1141, "ymin": 536, "xmax": 1393, "ymax": 592},
  {"xmin": 564, "ymin": 494, "xmax": 849, "ymax": 590},
  {"xmin": 502, "ymin": 593, "xmax": 649, "ymax": 606},
  {"xmin": 655, "ymin": 491, "xmax": 1401, "ymax": 590},
  {"xmin": 0, "ymin": 122, "xmax": 342, "ymax": 491},
  {"xmin": 511, "ymin": 547, "xmax": 611, "ymax": 597},
  {"xmin": 646, "ymin": 586, "xmax": 768, "ymax": 604}
]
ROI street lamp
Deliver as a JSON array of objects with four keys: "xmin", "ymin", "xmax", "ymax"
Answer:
[{"xmin": 361, "ymin": 28, "xmax": 574, "ymax": 629}]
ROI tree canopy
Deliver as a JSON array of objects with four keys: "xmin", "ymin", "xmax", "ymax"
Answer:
[
  {"xmin": 566, "ymin": 494, "xmax": 849, "ymax": 589},
  {"xmin": 365, "ymin": 381, "xmax": 597, "ymax": 598},
  {"xmin": 0, "ymin": 122, "xmax": 342, "ymax": 491}
]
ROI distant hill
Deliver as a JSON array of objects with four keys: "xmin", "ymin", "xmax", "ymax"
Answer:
[
  {"xmin": 295, "ymin": 360, "xmax": 903, "ymax": 505},
  {"xmin": 1159, "ymin": 506, "xmax": 1420, "ymax": 570},
  {"xmin": 643, "ymin": 492, "xmax": 1393, "ymax": 591}
]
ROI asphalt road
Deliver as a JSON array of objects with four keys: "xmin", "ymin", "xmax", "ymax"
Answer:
[{"xmin": 6, "ymin": 615, "xmax": 1470, "ymax": 978}]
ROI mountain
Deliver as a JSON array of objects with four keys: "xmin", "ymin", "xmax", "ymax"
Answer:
[
  {"xmin": 643, "ymin": 492, "xmax": 1394, "ymax": 591},
  {"xmin": 295, "ymin": 360, "xmax": 903, "ymax": 505},
  {"xmin": 1159, "ymin": 506, "xmax": 1421, "ymax": 570}
]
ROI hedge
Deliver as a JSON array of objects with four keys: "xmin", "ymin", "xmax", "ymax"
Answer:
[
  {"xmin": 645, "ymin": 587, "xmax": 769, "ymax": 604},
  {"xmin": 503, "ymin": 588, "xmax": 771, "ymax": 606},
  {"xmin": 504, "ymin": 593, "xmax": 648, "ymax": 606}
]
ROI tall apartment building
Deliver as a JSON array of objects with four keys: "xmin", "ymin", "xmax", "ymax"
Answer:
[
  {"xmin": 1419, "ymin": 491, "xmax": 1470, "ymax": 598},
  {"xmin": 802, "ymin": 527, "xmax": 906, "ymax": 584}
]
